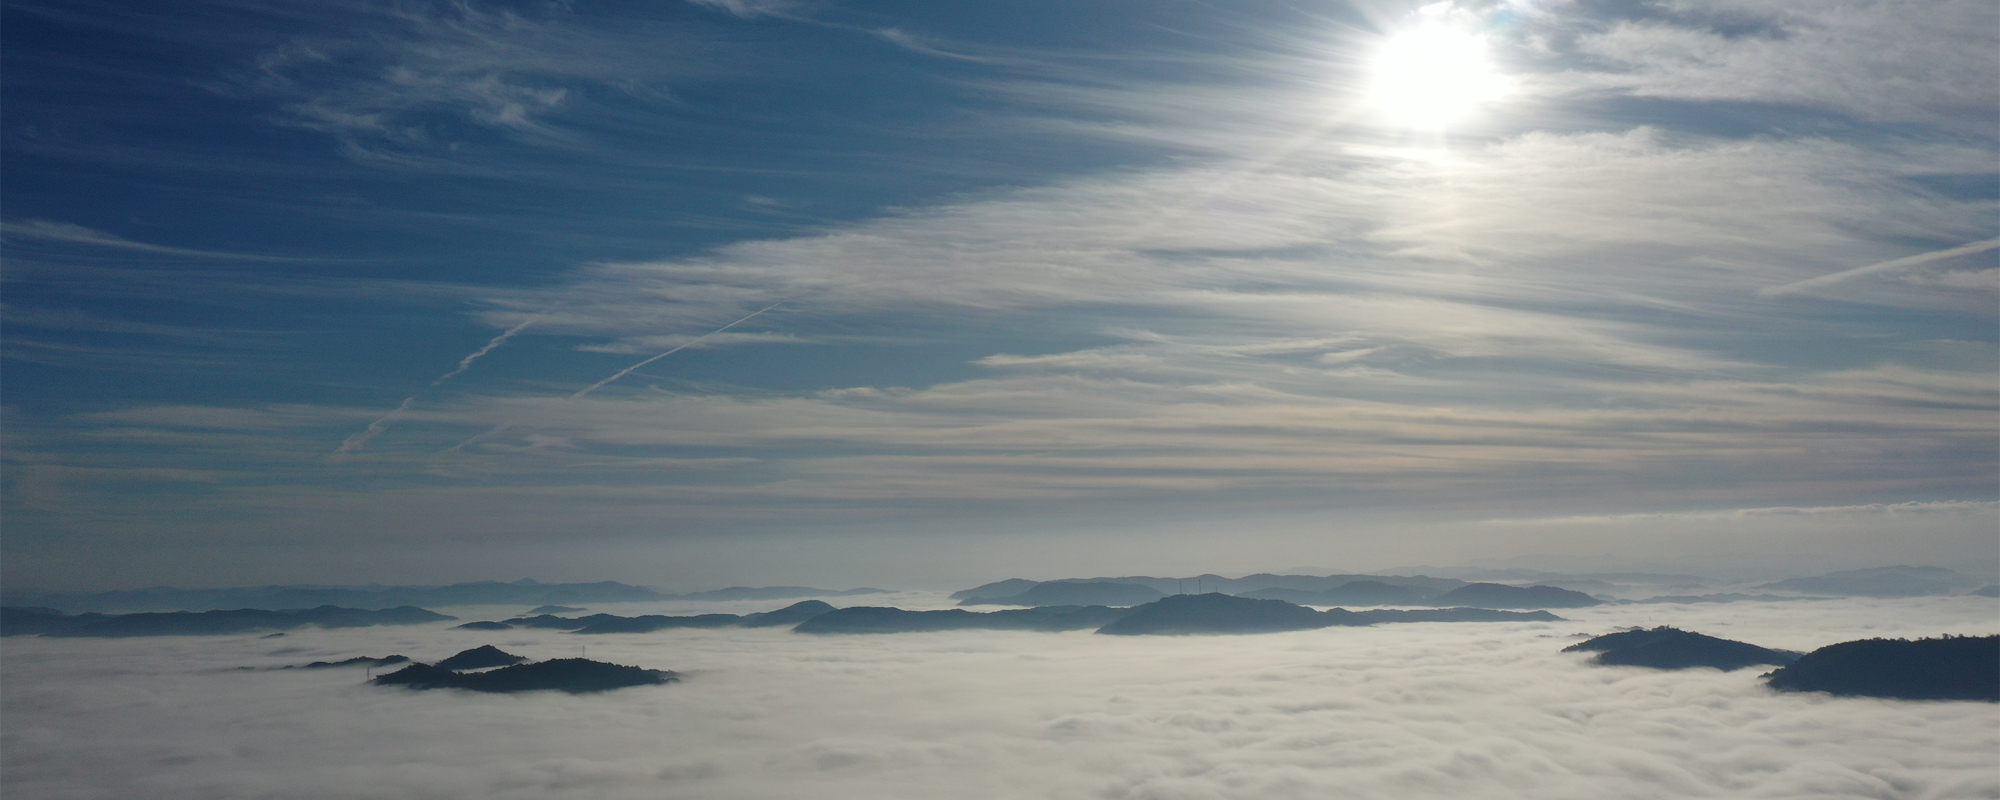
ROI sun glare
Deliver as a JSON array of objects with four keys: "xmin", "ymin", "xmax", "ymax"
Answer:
[{"xmin": 1367, "ymin": 19, "xmax": 1511, "ymax": 130}]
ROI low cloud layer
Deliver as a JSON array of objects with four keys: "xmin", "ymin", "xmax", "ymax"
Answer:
[{"xmin": 5, "ymin": 596, "xmax": 1996, "ymax": 799}]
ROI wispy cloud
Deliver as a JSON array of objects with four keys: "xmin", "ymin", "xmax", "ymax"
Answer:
[
  {"xmin": 236, "ymin": 2, "xmax": 725, "ymax": 161},
  {"xmin": 1549, "ymin": 0, "xmax": 1998, "ymax": 126},
  {"xmin": 0, "ymin": 220, "xmax": 308, "ymax": 261},
  {"xmin": 5, "ymin": 0, "xmax": 1992, "ymax": 583}
]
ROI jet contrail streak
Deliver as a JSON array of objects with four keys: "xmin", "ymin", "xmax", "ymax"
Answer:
[
  {"xmin": 332, "ymin": 396, "xmax": 416, "ymax": 455},
  {"xmin": 444, "ymin": 301, "xmax": 786, "ymax": 454},
  {"xmin": 331, "ymin": 316, "xmax": 542, "ymax": 457},
  {"xmin": 433, "ymin": 316, "xmax": 540, "ymax": 386},
  {"xmin": 1759, "ymin": 237, "xmax": 2000, "ymax": 297},
  {"xmin": 569, "ymin": 301, "xmax": 785, "ymax": 400}
]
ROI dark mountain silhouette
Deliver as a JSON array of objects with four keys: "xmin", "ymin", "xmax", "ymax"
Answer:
[
  {"xmin": 796, "ymin": 599, "xmax": 1557, "ymax": 635},
  {"xmin": 741, "ymin": 600, "xmax": 838, "ymax": 627},
  {"xmin": 1358, "ymin": 608, "xmax": 1563, "ymax": 623},
  {"xmin": 453, "ymin": 621, "xmax": 513, "ymax": 631},
  {"xmin": 297, "ymin": 655, "xmax": 409, "ymax": 669},
  {"xmin": 960, "ymin": 581, "xmax": 1166, "ymax": 607},
  {"xmin": 1434, "ymin": 583, "xmax": 1600, "ymax": 609},
  {"xmin": 676, "ymin": 586, "xmax": 889, "ymax": 601},
  {"xmin": 1968, "ymin": 586, "xmax": 1999, "ymax": 597},
  {"xmin": 1236, "ymin": 587, "xmax": 1337, "ymax": 604},
  {"xmin": 373, "ymin": 658, "xmax": 677, "ymax": 694},
  {"xmin": 793, "ymin": 605, "xmax": 1131, "ymax": 634},
  {"xmin": 552, "ymin": 600, "xmax": 840, "ymax": 634},
  {"xmin": 1564, "ymin": 627, "xmax": 1801, "ymax": 670},
  {"xmin": 10, "ymin": 605, "xmax": 453, "ymax": 637},
  {"xmin": 1153, "ymin": 573, "xmax": 1463, "ymax": 595},
  {"xmin": 434, "ymin": 645, "xmax": 528, "ymax": 671},
  {"xmin": 571, "ymin": 614, "xmax": 742, "ymax": 634},
  {"xmin": 505, "ymin": 613, "xmax": 625, "ymax": 630},
  {"xmin": 947, "ymin": 573, "xmax": 1466, "ymax": 602},
  {"xmin": 949, "ymin": 579, "xmax": 1039, "ymax": 601},
  {"xmin": 528, "ymin": 605, "xmax": 586, "ymax": 614},
  {"xmin": 1754, "ymin": 566, "xmax": 1978, "ymax": 598},
  {"xmin": 1323, "ymin": 580, "xmax": 1434, "ymax": 605},
  {"xmin": 1764, "ymin": 636, "xmax": 1999, "ymax": 701},
  {"xmin": 1, "ymin": 606, "xmax": 109, "ymax": 636},
  {"xmin": 1236, "ymin": 581, "xmax": 1438, "ymax": 606},
  {"xmin": 1097, "ymin": 594, "xmax": 1372, "ymax": 635}
]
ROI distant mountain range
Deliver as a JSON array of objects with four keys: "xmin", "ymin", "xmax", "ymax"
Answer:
[
  {"xmin": 1097, "ymin": 593, "xmax": 1372, "ymax": 635},
  {"xmin": 953, "ymin": 576, "xmax": 1599, "ymax": 610},
  {"xmin": 958, "ymin": 581, "xmax": 1166, "ymax": 607},
  {"xmin": 949, "ymin": 573, "xmax": 1468, "ymax": 602},
  {"xmin": 501, "ymin": 600, "xmax": 839, "ymax": 634},
  {"xmin": 1, "ymin": 580, "xmax": 893, "ymax": 613},
  {"xmin": 1752, "ymin": 566, "xmax": 1988, "ymax": 598},
  {"xmin": 950, "ymin": 564, "xmax": 2000, "ymax": 606},
  {"xmin": 795, "ymin": 605, "xmax": 1134, "ymax": 634},
  {"xmin": 1, "ymin": 605, "xmax": 453, "ymax": 637},
  {"xmin": 799, "ymin": 594, "xmax": 1562, "ymax": 635},
  {"xmin": 5, "ymin": 590, "xmax": 1572, "ymax": 639}
]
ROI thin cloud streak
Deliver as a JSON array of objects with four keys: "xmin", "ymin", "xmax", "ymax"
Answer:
[
  {"xmin": 1759, "ymin": 238, "xmax": 2000, "ymax": 297},
  {"xmin": 568, "ymin": 301, "xmax": 785, "ymax": 400},
  {"xmin": 433, "ymin": 316, "xmax": 541, "ymax": 387},
  {"xmin": 333, "ymin": 316, "xmax": 541, "ymax": 457},
  {"xmin": 443, "ymin": 301, "xmax": 786, "ymax": 454},
  {"xmin": 0, "ymin": 220, "xmax": 315, "ymax": 261}
]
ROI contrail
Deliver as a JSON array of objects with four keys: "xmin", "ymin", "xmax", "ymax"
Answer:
[
  {"xmin": 332, "ymin": 397, "xmax": 417, "ymax": 456},
  {"xmin": 444, "ymin": 301, "xmax": 786, "ymax": 453},
  {"xmin": 433, "ymin": 316, "xmax": 540, "ymax": 386},
  {"xmin": 332, "ymin": 316, "xmax": 541, "ymax": 456},
  {"xmin": 569, "ymin": 301, "xmax": 784, "ymax": 399},
  {"xmin": 1759, "ymin": 237, "xmax": 2000, "ymax": 297}
]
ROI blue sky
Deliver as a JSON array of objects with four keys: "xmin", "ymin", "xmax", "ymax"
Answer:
[{"xmin": 4, "ymin": 0, "xmax": 1995, "ymax": 590}]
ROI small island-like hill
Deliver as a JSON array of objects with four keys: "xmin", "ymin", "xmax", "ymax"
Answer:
[
  {"xmin": 373, "ymin": 658, "xmax": 677, "ymax": 694},
  {"xmin": 1564, "ymin": 627, "xmax": 1801, "ymax": 670},
  {"xmin": 433, "ymin": 645, "xmax": 527, "ymax": 671}
]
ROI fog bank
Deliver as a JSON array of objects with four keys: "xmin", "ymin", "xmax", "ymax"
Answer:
[{"xmin": 4, "ymin": 596, "xmax": 1996, "ymax": 799}]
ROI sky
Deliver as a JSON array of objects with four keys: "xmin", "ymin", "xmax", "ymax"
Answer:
[
  {"xmin": 5, "ymin": 594, "xmax": 1997, "ymax": 798},
  {"xmin": 3, "ymin": 0, "xmax": 1996, "ymax": 591}
]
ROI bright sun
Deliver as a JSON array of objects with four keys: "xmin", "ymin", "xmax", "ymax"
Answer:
[{"xmin": 1367, "ymin": 20, "xmax": 1512, "ymax": 130}]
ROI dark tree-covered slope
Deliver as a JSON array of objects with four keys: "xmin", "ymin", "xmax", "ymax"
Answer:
[
  {"xmin": 1564, "ymin": 627, "xmax": 1800, "ymax": 670},
  {"xmin": 1097, "ymin": 594, "xmax": 1371, "ymax": 635},
  {"xmin": 373, "ymin": 659, "xmax": 677, "ymax": 694},
  {"xmin": 434, "ymin": 645, "xmax": 528, "ymax": 671},
  {"xmin": 1765, "ymin": 636, "xmax": 1999, "ymax": 701}
]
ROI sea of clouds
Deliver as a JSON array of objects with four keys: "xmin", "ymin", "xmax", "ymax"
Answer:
[{"xmin": 5, "ymin": 593, "xmax": 1996, "ymax": 799}]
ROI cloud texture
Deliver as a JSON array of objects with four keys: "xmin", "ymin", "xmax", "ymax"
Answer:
[{"xmin": 2, "ymin": 0, "xmax": 1993, "ymax": 587}]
